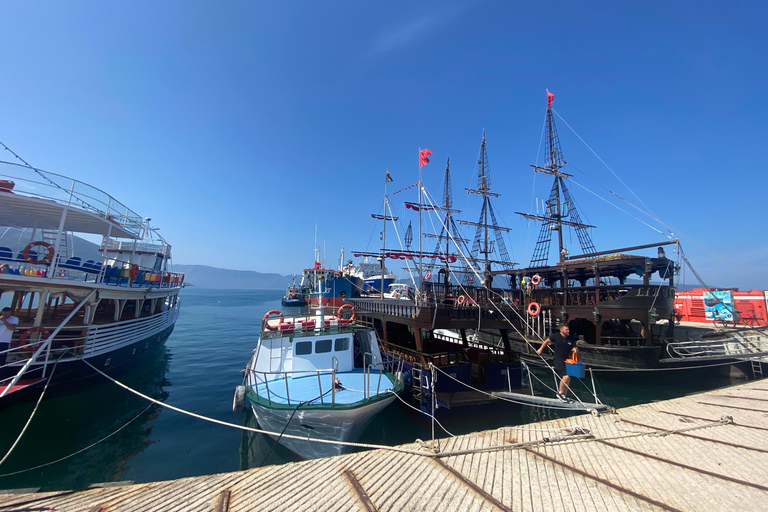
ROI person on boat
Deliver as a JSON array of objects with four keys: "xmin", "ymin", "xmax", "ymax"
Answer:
[
  {"xmin": 536, "ymin": 323, "xmax": 578, "ymax": 403},
  {"xmin": 0, "ymin": 307, "xmax": 19, "ymax": 366}
]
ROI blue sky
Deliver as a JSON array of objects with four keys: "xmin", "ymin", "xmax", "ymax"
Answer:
[{"xmin": 1, "ymin": 1, "xmax": 766, "ymax": 290}]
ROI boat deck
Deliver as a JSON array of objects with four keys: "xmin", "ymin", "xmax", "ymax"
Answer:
[
  {"xmin": 2, "ymin": 379, "xmax": 768, "ymax": 511},
  {"xmin": 253, "ymin": 369, "xmax": 395, "ymax": 405}
]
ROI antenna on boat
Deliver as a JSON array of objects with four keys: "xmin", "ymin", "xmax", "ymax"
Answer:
[{"xmin": 516, "ymin": 91, "xmax": 597, "ymax": 266}]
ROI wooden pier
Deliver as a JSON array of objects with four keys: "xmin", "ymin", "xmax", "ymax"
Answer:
[{"xmin": 2, "ymin": 380, "xmax": 767, "ymax": 511}]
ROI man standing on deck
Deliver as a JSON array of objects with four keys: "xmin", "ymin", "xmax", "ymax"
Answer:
[
  {"xmin": 0, "ymin": 307, "xmax": 19, "ymax": 366},
  {"xmin": 536, "ymin": 323, "xmax": 578, "ymax": 402}
]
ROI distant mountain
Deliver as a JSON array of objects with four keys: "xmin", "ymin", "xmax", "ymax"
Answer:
[{"xmin": 173, "ymin": 264, "xmax": 293, "ymax": 290}]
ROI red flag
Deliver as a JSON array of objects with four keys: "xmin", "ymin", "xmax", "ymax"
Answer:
[
  {"xmin": 547, "ymin": 90, "xmax": 554, "ymax": 107},
  {"xmin": 419, "ymin": 149, "xmax": 433, "ymax": 167}
]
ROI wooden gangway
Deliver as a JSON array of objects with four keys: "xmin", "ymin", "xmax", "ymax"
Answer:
[{"xmin": 1, "ymin": 379, "xmax": 767, "ymax": 511}]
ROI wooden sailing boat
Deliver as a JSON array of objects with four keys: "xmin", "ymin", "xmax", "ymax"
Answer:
[
  {"xmin": 485, "ymin": 91, "xmax": 680, "ymax": 369},
  {"xmin": 347, "ymin": 147, "xmax": 526, "ymax": 410}
]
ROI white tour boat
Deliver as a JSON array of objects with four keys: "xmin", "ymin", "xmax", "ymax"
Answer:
[{"xmin": 0, "ymin": 155, "xmax": 182, "ymax": 406}]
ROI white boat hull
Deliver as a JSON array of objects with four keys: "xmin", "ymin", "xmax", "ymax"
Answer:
[{"xmin": 249, "ymin": 394, "xmax": 396, "ymax": 459}]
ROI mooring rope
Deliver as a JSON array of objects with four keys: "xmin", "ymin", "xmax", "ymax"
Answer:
[{"xmin": 0, "ymin": 355, "xmax": 63, "ymax": 467}]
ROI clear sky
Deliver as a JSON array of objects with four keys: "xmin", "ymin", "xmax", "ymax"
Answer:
[{"xmin": 1, "ymin": 1, "xmax": 766, "ymax": 290}]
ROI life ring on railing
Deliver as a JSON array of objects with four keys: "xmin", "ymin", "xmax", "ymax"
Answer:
[
  {"xmin": 0, "ymin": 263, "xmax": 8, "ymax": 274},
  {"xmin": 58, "ymin": 269, "xmax": 67, "ymax": 278},
  {"xmin": 129, "ymin": 264, "xmax": 140, "ymax": 280},
  {"xmin": 337, "ymin": 304, "xmax": 356, "ymax": 321},
  {"xmin": 15, "ymin": 327, "xmax": 51, "ymax": 357},
  {"xmin": 22, "ymin": 241, "xmax": 55, "ymax": 265},
  {"xmin": 527, "ymin": 301, "xmax": 541, "ymax": 317},
  {"xmin": 531, "ymin": 274, "xmax": 541, "ymax": 285},
  {"xmin": 262, "ymin": 310, "xmax": 284, "ymax": 330},
  {"xmin": 164, "ymin": 272, "xmax": 171, "ymax": 283},
  {"xmin": 457, "ymin": 295, "xmax": 466, "ymax": 305}
]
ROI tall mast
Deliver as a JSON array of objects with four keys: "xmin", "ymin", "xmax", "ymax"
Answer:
[
  {"xmin": 381, "ymin": 170, "xmax": 390, "ymax": 300},
  {"xmin": 518, "ymin": 91, "xmax": 597, "ymax": 267},
  {"xmin": 459, "ymin": 132, "xmax": 514, "ymax": 288}
]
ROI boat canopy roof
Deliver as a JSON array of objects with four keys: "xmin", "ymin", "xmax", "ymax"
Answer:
[
  {"xmin": 0, "ymin": 160, "xmax": 145, "ymax": 239},
  {"xmin": 493, "ymin": 253, "xmax": 673, "ymax": 282}
]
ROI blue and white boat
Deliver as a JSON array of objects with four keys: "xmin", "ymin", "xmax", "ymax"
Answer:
[
  {"xmin": 240, "ymin": 305, "xmax": 402, "ymax": 459},
  {"xmin": 0, "ymin": 155, "xmax": 182, "ymax": 406}
]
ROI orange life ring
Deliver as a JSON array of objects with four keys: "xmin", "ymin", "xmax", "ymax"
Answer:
[
  {"xmin": 22, "ymin": 241, "xmax": 55, "ymax": 265},
  {"xmin": 527, "ymin": 302, "xmax": 541, "ymax": 317},
  {"xmin": 337, "ymin": 304, "xmax": 356, "ymax": 321},
  {"xmin": 457, "ymin": 295, "xmax": 466, "ymax": 305},
  {"xmin": 164, "ymin": 272, "xmax": 171, "ymax": 283},
  {"xmin": 130, "ymin": 264, "xmax": 140, "ymax": 280},
  {"xmin": 263, "ymin": 309, "xmax": 284, "ymax": 330},
  {"xmin": 531, "ymin": 274, "xmax": 542, "ymax": 285},
  {"xmin": 15, "ymin": 327, "xmax": 51, "ymax": 357}
]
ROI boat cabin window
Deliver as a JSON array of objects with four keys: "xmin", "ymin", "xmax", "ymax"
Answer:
[
  {"xmin": 334, "ymin": 338, "xmax": 349, "ymax": 351},
  {"xmin": 315, "ymin": 339, "xmax": 332, "ymax": 354},
  {"xmin": 353, "ymin": 330, "xmax": 374, "ymax": 368},
  {"xmin": 295, "ymin": 341, "xmax": 312, "ymax": 356}
]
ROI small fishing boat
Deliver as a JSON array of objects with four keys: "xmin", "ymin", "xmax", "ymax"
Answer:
[
  {"xmin": 280, "ymin": 277, "xmax": 306, "ymax": 307},
  {"xmin": 238, "ymin": 304, "xmax": 402, "ymax": 459}
]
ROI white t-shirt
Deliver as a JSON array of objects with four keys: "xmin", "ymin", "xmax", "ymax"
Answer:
[{"xmin": 0, "ymin": 315, "xmax": 19, "ymax": 344}]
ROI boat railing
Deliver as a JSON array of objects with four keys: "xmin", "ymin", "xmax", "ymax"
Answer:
[
  {"xmin": 349, "ymin": 299, "xmax": 419, "ymax": 319},
  {"xmin": 0, "ymin": 249, "xmax": 184, "ymax": 290},
  {"xmin": 251, "ymin": 361, "xmax": 388, "ymax": 406},
  {"xmin": 666, "ymin": 331, "xmax": 768, "ymax": 359},
  {"xmin": 0, "ymin": 160, "xmax": 144, "ymax": 237}
]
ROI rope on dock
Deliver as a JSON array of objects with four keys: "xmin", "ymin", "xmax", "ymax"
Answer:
[{"xmin": 66, "ymin": 357, "xmax": 738, "ymax": 463}]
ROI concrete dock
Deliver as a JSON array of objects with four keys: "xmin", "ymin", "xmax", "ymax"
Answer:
[{"xmin": 1, "ymin": 379, "xmax": 767, "ymax": 511}]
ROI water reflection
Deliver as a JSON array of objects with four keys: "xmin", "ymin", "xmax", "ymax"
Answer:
[{"xmin": 0, "ymin": 347, "xmax": 171, "ymax": 491}]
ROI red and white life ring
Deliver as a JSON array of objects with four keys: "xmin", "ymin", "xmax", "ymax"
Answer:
[
  {"xmin": 22, "ymin": 241, "xmax": 55, "ymax": 265},
  {"xmin": 14, "ymin": 327, "xmax": 51, "ymax": 357},
  {"xmin": 0, "ymin": 263, "xmax": 9, "ymax": 273},
  {"xmin": 337, "ymin": 304, "xmax": 356, "ymax": 321},
  {"xmin": 262, "ymin": 310, "xmax": 284, "ymax": 330},
  {"xmin": 527, "ymin": 302, "xmax": 541, "ymax": 317},
  {"xmin": 531, "ymin": 274, "xmax": 542, "ymax": 285},
  {"xmin": 457, "ymin": 295, "xmax": 466, "ymax": 305}
]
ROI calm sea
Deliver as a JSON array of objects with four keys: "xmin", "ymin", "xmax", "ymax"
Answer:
[{"xmin": 0, "ymin": 288, "xmax": 749, "ymax": 491}]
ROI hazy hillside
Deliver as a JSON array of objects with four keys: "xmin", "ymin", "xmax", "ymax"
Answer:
[{"xmin": 173, "ymin": 264, "xmax": 292, "ymax": 290}]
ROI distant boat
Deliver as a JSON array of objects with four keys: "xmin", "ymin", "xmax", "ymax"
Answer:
[
  {"xmin": 347, "ymin": 256, "xmax": 396, "ymax": 294},
  {"xmin": 238, "ymin": 305, "xmax": 402, "ymax": 459},
  {"xmin": 281, "ymin": 277, "xmax": 306, "ymax": 307},
  {"xmin": 0, "ymin": 153, "xmax": 182, "ymax": 406}
]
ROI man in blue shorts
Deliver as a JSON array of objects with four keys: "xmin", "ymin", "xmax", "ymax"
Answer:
[{"xmin": 536, "ymin": 323, "xmax": 578, "ymax": 402}]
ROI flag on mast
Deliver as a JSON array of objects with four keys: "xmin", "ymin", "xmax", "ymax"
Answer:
[
  {"xmin": 547, "ymin": 89, "xmax": 554, "ymax": 107},
  {"xmin": 419, "ymin": 149, "xmax": 433, "ymax": 167},
  {"xmin": 385, "ymin": 170, "xmax": 393, "ymax": 183}
]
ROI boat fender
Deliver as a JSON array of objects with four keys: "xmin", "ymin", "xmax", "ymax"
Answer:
[
  {"xmin": 262, "ymin": 309, "xmax": 284, "ymax": 330},
  {"xmin": 337, "ymin": 304, "xmax": 356, "ymax": 321},
  {"xmin": 22, "ymin": 241, "xmax": 55, "ymax": 265},
  {"xmin": 527, "ymin": 302, "xmax": 540, "ymax": 317},
  {"xmin": 457, "ymin": 295, "xmax": 466, "ymax": 305},
  {"xmin": 531, "ymin": 274, "xmax": 542, "ymax": 285},
  {"xmin": 232, "ymin": 385, "xmax": 246, "ymax": 413}
]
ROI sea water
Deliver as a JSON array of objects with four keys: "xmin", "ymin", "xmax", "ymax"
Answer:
[{"xmin": 0, "ymin": 288, "xmax": 750, "ymax": 491}]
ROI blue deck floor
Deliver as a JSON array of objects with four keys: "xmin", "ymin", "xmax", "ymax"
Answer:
[{"xmin": 253, "ymin": 368, "xmax": 392, "ymax": 405}]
